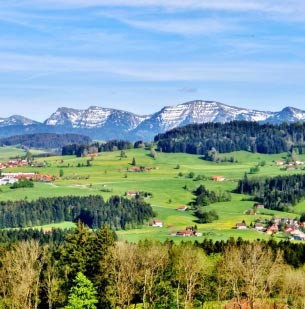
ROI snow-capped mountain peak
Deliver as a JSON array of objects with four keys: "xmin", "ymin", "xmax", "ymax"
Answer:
[
  {"xmin": 44, "ymin": 105, "xmax": 148, "ymax": 132},
  {"xmin": 1, "ymin": 100, "xmax": 305, "ymax": 141},
  {"xmin": 265, "ymin": 106, "xmax": 305, "ymax": 124},
  {"xmin": 0, "ymin": 115, "xmax": 38, "ymax": 127},
  {"xmin": 132, "ymin": 100, "xmax": 274, "ymax": 138}
]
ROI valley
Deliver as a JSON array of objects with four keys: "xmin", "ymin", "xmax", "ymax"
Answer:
[{"xmin": 1, "ymin": 146, "xmax": 305, "ymax": 242}]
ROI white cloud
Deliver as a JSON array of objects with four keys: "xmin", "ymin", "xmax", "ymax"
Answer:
[
  {"xmin": 118, "ymin": 17, "xmax": 237, "ymax": 35},
  {"xmin": 0, "ymin": 52, "xmax": 304, "ymax": 85},
  {"xmin": 5, "ymin": 0, "xmax": 305, "ymax": 14},
  {"xmin": 178, "ymin": 87, "xmax": 197, "ymax": 93},
  {"xmin": 5, "ymin": 0, "xmax": 305, "ymax": 27},
  {"xmin": 3, "ymin": 0, "xmax": 262, "ymax": 10}
]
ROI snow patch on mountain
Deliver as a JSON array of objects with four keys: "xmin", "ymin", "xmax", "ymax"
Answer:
[
  {"xmin": 134, "ymin": 100, "xmax": 275, "ymax": 139},
  {"xmin": 45, "ymin": 106, "xmax": 147, "ymax": 131},
  {"xmin": 2, "ymin": 100, "xmax": 305, "ymax": 141},
  {"xmin": 0, "ymin": 115, "xmax": 38, "ymax": 127},
  {"xmin": 265, "ymin": 107, "xmax": 305, "ymax": 124}
]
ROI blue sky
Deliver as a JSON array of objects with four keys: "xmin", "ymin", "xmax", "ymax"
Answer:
[{"xmin": 1, "ymin": 0, "xmax": 305, "ymax": 121}]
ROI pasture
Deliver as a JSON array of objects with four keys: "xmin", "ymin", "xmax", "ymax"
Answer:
[{"xmin": 0, "ymin": 146, "xmax": 304, "ymax": 242}]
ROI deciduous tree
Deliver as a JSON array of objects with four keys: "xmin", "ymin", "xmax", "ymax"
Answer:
[
  {"xmin": 173, "ymin": 243, "xmax": 211, "ymax": 309},
  {"xmin": 111, "ymin": 242, "xmax": 139, "ymax": 308},
  {"xmin": 218, "ymin": 242, "xmax": 284, "ymax": 308},
  {"xmin": 0, "ymin": 240, "xmax": 44, "ymax": 309}
]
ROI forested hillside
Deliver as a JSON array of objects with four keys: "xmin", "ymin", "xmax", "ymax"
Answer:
[
  {"xmin": 0, "ymin": 133, "xmax": 91, "ymax": 150},
  {"xmin": 155, "ymin": 121, "xmax": 305, "ymax": 156},
  {"xmin": 236, "ymin": 174, "xmax": 305, "ymax": 211}
]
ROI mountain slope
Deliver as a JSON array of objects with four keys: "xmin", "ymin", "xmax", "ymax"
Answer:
[
  {"xmin": 131, "ymin": 100, "xmax": 274, "ymax": 140},
  {"xmin": 0, "ymin": 115, "xmax": 38, "ymax": 127},
  {"xmin": 1, "ymin": 100, "xmax": 305, "ymax": 141},
  {"xmin": 264, "ymin": 107, "xmax": 305, "ymax": 124},
  {"xmin": 45, "ymin": 106, "xmax": 147, "ymax": 130}
]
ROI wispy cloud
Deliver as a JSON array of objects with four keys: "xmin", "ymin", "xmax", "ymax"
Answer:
[
  {"xmin": 1, "ymin": 52, "xmax": 304, "ymax": 85},
  {"xmin": 6, "ymin": 0, "xmax": 305, "ymax": 28},
  {"xmin": 6, "ymin": 0, "xmax": 305, "ymax": 14},
  {"xmin": 116, "ymin": 17, "xmax": 237, "ymax": 35},
  {"xmin": 178, "ymin": 87, "xmax": 197, "ymax": 93},
  {"xmin": 1, "ymin": 0, "xmax": 281, "ymax": 11}
]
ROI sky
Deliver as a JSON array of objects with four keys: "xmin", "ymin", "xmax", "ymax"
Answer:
[{"xmin": 1, "ymin": 0, "xmax": 305, "ymax": 121}]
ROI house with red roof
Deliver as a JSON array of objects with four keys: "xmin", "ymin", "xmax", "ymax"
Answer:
[
  {"xmin": 212, "ymin": 175, "xmax": 225, "ymax": 182},
  {"xmin": 151, "ymin": 220, "xmax": 163, "ymax": 227},
  {"xmin": 176, "ymin": 205, "xmax": 188, "ymax": 211},
  {"xmin": 236, "ymin": 223, "xmax": 247, "ymax": 229}
]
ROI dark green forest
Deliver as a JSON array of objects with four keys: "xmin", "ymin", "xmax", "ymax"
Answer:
[
  {"xmin": 155, "ymin": 121, "xmax": 305, "ymax": 156},
  {"xmin": 192, "ymin": 184, "xmax": 231, "ymax": 206},
  {"xmin": 0, "ymin": 133, "xmax": 91, "ymax": 150},
  {"xmin": 236, "ymin": 173, "xmax": 305, "ymax": 211},
  {"xmin": 62, "ymin": 140, "xmax": 134, "ymax": 157},
  {"xmin": 0, "ymin": 195, "xmax": 154, "ymax": 229}
]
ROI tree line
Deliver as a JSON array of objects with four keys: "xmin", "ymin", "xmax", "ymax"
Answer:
[
  {"xmin": 190, "ymin": 184, "xmax": 231, "ymax": 223},
  {"xmin": 0, "ymin": 195, "xmax": 154, "ymax": 229},
  {"xmin": 0, "ymin": 133, "xmax": 91, "ymax": 150},
  {"xmin": 0, "ymin": 227, "xmax": 70, "ymax": 244},
  {"xmin": 192, "ymin": 184, "xmax": 231, "ymax": 206},
  {"xmin": 62, "ymin": 140, "xmax": 135, "ymax": 157},
  {"xmin": 154, "ymin": 121, "xmax": 305, "ymax": 156},
  {"xmin": 2, "ymin": 225, "xmax": 305, "ymax": 308},
  {"xmin": 236, "ymin": 173, "xmax": 305, "ymax": 211}
]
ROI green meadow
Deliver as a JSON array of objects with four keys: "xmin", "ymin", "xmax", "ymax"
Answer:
[
  {"xmin": 0, "ymin": 146, "xmax": 46, "ymax": 160},
  {"xmin": 0, "ymin": 146, "xmax": 26, "ymax": 160},
  {"xmin": 0, "ymin": 147, "xmax": 304, "ymax": 241}
]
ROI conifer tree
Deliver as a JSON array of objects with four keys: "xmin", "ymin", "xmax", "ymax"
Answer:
[{"xmin": 65, "ymin": 272, "xmax": 98, "ymax": 309}]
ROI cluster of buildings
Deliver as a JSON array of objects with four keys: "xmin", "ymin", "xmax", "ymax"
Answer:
[
  {"xmin": 276, "ymin": 160, "xmax": 305, "ymax": 170},
  {"xmin": 0, "ymin": 158, "xmax": 54, "ymax": 186},
  {"xmin": 150, "ymin": 220, "xmax": 202, "ymax": 237},
  {"xmin": 0, "ymin": 159, "xmax": 28, "ymax": 170},
  {"xmin": 236, "ymin": 205, "xmax": 305, "ymax": 240},
  {"xmin": 170, "ymin": 226, "xmax": 203, "ymax": 237},
  {"xmin": 0, "ymin": 172, "xmax": 56, "ymax": 186},
  {"xmin": 0, "ymin": 159, "xmax": 46, "ymax": 170}
]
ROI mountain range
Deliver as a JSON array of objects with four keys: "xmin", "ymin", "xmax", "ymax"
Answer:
[{"xmin": 1, "ymin": 100, "xmax": 305, "ymax": 141}]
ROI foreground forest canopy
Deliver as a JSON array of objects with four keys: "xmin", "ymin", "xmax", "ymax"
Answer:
[
  {"xmin": 155, "ymin": 121, "xmax": 305, "ymax": 156},
  {"xmin": 2, "ymin": 222, "xmax": 305, "ymax": 309}
]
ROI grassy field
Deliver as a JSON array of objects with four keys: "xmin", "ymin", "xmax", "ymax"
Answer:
[
  {"xmin": 0, "ymin": 146, "xmax": 26, "ymax": 160},
  {"xmin": 1, "ymin": 147, "xmax": 304, "ymax": 241},
  {"xmin": 0, "ymin": 146, "xmax": 46, "ymax": 160}
]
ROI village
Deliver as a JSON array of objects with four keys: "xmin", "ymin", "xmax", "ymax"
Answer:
[
  {"xmin": 0, "ymin": 159, "xmax": 55, "ymax": 185},
  {"xmin": 236, "ymin": 203, "xmax": 305, "ymax": 240},
  {"xmin": 149, "ymin": 200, "xmax": 305, "ymax": 241},
  {"xmin": 275, "ymin": 159, "xmax": 305, "ymax": 170}
]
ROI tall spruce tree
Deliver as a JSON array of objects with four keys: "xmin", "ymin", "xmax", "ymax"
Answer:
[{"xmin": 65, "ymin": 272, "xmax": 98, "ymax": 309}]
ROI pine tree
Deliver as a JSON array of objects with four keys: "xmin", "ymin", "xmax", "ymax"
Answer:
[
  {"xmin": 59, "ymin": 168, "xmax": 64, "ymax": 177},
  {"xmin": 60, "ymin": 221, "xmax": 93, "ymax": 283},
  {"xmin": 65, "ymin": 272, "xmax": 98, "ymax": 309},
  {"xmin": 91, "ymin": 225, "xmax": 116, "ymax": 309}
]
